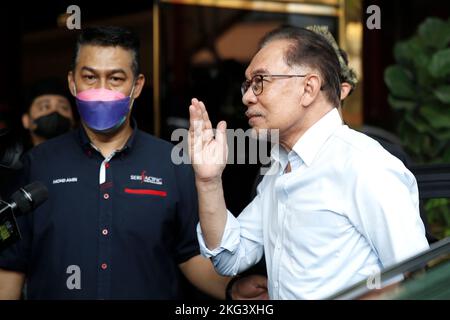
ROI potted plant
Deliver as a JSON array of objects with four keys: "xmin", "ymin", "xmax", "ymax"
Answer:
[{"xmin": 384, "ymin": 17, "xmax": 450, "ymax": 238}]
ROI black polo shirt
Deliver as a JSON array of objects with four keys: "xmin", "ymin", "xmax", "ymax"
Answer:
[{"xmin": 0, "ymin": 123, "xmax": 200, "ymax": 299}]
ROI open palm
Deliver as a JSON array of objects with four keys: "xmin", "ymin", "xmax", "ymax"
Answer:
[{"xmin": 188, "ymin": 98, "xmax": 228, "ymax": 181}]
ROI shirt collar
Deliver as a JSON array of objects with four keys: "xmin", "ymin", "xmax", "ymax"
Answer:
[
  {"xmin": 77, "ymin": 118, "xmax": 138, "ymax": 157},
  {"xmin": 292, "ymin": 108, "xmax": 343, "ymax": 167},
  {"xmin": 270, "ymin": 143, "xmax": 284, "ymax": 165},
  {"xmin": 271, "ymin": 108, "xmax": 343, "ymax": 168}
]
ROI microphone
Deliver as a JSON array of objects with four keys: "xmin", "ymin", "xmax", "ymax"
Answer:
[
  {"xmin": 0, "ymin": 182, "xmax": 48, "ymax": 251},
  {"xmin": 8, "ymin": 182, "xmax": 49, "ymax": 216}
]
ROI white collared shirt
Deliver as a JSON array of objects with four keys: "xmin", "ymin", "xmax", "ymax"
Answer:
[{"xmin": 197, "ymin": 108, "xmax": 429, "ymax": 299}]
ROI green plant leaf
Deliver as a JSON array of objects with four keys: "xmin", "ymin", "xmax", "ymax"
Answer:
[
  {"xmin": 443, "ymin": 146, "xmax": 450, "ymax": 162},
  {"xmin": 429, "ymin": 127, "xmax": 450, "ymax": 140},
  {"xmin": 394, "ymin": 38, "xmax": 431, "ymax": 82},
  {"xmin": 429, "ymin": 48, "xmax": 450, "ymax": 78},
  {"xmin": 434, "ymin": 85, "xmax": 450, "ymax": 103},
  {"xmin": 400, "ymin": 122, "xmax": 422, "ymax": 157},
  {"xmin": 444, "ymin": 228, "xmax": 450, "ymax": 238},
  {"xmin": 427, "ymin": 138, "xmax": 447, "ymax": 159},
  {"xmin": 420, "ymin": 105, "xmax": 450, "ymax": 129},
  {"xmin": 418, "ymin": 17, "xmax": 450, "ymax": 49},
  {"xmin": 384, "ymin": 65, "xmax": 416, "ymax": 98},
  {"xmin": 404, "ymin": 113, "xmax": 430, "ymax": 133},
  {"xmin": 389, "ymin": 17, "xmax": 450, "ymax": 165},
  {"xmin": 387, "ymin": 95, "xmax": 416, "ymax": 111},
  {"xmin": 394, "ymin": 38, "xmax": 421, "ymax": 63}
]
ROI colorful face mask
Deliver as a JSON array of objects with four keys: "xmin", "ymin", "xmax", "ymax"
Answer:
[{"xmin": 75, "ymin": 87, "xmax": 134, "ymax": 133}]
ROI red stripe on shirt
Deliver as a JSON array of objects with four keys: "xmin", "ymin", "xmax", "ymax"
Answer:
[{"xmin": 124, "ymin": 188, "xmax": 167, "ymax": 197}]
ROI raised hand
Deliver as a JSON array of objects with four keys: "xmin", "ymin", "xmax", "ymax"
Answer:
[{"xmin": 188, "ymin": 98, "xmax": 228, "ymax": 182}]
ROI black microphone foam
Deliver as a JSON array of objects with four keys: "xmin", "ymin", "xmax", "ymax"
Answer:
[{"xmin": 10, "ymin": 181, "xmax": 48, "ymax": 215}]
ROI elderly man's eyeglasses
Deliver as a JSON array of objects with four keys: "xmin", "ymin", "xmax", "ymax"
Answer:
[{"xmin": 241, "ymin": 74, "xmax": 307, "ymax": 96}]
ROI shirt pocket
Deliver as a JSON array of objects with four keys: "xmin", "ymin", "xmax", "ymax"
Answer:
[{"xmin": 116, "ymin": 186, "xmax": 174, "ymax": 241}]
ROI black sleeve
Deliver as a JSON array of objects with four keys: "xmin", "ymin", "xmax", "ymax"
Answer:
[
  {"xmin": 173, "ymin": 162, "xmax": 200, "ymax": 264},
  {"xmin": 0, "ymin": 152, "xmax": 33, "ymax": 274}
]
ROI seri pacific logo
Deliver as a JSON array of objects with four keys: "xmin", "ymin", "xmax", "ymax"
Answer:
[
  {"xmin": 52, "ymin": 177, "xmax": 78, "ymax": 184},
  {"xmin": 130, "ymin": 171, "xmax": 163, "ymax": 185}
]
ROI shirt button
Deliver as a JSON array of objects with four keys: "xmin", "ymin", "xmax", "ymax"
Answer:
[
  {"xmin": 102, "ymin": 229, "xmax": 108, "ymax": 236},
  {"xmin": 103, "ymin": 193, "xmax": 110, "ymax": 200},
  {"xmin": 101, "ymin": 263, "xmax": 108, "ymax": 270}
]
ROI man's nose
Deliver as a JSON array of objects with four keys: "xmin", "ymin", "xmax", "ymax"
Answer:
[{"xmin": 242, "ymin": 87, "xmax": 257, "ymax": 107}]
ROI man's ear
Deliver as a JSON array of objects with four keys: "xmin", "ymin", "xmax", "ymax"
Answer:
[
  {"xmin": 131, "ymin": 74, "xmax": 146, "ymax": 99},
  {"xmin": 340, "ymin": 82, "xmax": 352, "ymax": 100},
  {"xmin": 301, "ymin": 74, "xmax": 321, "ymax": 107},
  {"xmin": 22, "ymin": 113, "xmax": 30, "ymax": 130},
  {"xmin": 68, "ymin": 71, "xmax": 76, "ymax": 96}
]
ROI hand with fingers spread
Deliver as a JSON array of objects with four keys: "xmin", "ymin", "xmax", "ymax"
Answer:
[
  {"xmin": 188, "ymin": 98, "xmax": 228, "ymax": 182},
  {"xmin": 188, "ymin": 98, "xmax": 229, "ymax": 250}
]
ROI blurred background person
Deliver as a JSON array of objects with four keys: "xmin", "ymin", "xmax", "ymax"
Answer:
[
  {"xmin": 21, "ymin": 78, "xmax": 76, "ymax": 148},
  {"xmin": 0, "ymin": 79, "xmax": 76, "ymax": 198}
]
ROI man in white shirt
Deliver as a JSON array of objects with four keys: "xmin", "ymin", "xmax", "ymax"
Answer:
[{"xmin": 188, "ymin": 26, "xmax": 429, "ymax": 299}]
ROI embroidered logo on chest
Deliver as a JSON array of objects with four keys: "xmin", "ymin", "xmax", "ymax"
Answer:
[
  {"xmin": 130, "ymin": 171, "xmax": 163, "ymax": 185},
  {"xmin": 52, "ymin": 177, "xmax": 78, "ymax": 184}
]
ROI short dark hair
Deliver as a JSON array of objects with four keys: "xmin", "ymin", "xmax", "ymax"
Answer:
[
  {"xmin": 23, "ymin": 77, "xmax": 72, "ymax": 113},
  {"xmin": 259, "ymin": 26, "xmax": 341, "ymax": 107},
  {"xmin": 72, "ymin": 26, "xmax": 140, "ymax": 77},
  {"xmin": 338, "ymin": 48, "xmax": 354, "ymax": 96}
]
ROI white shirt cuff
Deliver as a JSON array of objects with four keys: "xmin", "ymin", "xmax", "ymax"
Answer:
[{"xmin": 197, "ymin": 210, "xmax": 241, "ymax": 258}]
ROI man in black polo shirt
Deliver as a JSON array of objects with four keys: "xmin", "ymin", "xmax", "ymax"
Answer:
[{"xmin": 0, "ymin": 26, "xmax": 231, "ymax": 299}]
